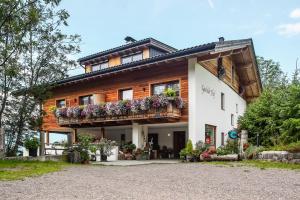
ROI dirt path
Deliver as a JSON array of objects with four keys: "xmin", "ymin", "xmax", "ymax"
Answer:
[{"xmin": 0, "ymin": 163, "xmax": 299, "ymax": 200}]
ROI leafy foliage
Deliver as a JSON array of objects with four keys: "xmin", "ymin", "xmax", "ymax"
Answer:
[
  {"xmin": 239, "ymin": 84, "xmax": 300, "ymax": 146},
  {"xmin": 216, "ymin": 139, "xmax": 239, "ymax": 155}
]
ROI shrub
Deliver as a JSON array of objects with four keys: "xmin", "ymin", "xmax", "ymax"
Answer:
[
  {"xmin": 267, "ymin": 141, "xmax": 300, "ymax": 153},
  {"xmin": 164, "ymin": 88, "xmax": 176, "ymax": 97},
  {"xmin": 24, "ymin": 137, "xmax": 39, "ymax": 150},
  {"xmin": 216, "ymin": 139, "xmax": 239, "ymax": 155},
  {"xmin": 244, "ymin": 145, "xmax": 265, "ymax": 159},
  {"xmin": 179, "ymin": 139, "xmax": 194, "ymax": 160}
]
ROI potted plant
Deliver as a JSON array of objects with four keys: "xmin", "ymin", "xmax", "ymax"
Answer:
[
  {"xmin": 97, "ymin": 138, "xmax": 117, "ymax": 162},
  {"xmin": 24, "ymin": 137, "xmax": 39, "ymax": 157}
]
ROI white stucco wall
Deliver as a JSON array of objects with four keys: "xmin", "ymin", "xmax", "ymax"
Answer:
[{"xmin": 188, "ymin": 58, "xmax": 247, "ymax": 147}]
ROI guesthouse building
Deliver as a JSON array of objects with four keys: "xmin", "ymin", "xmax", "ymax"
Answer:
[{"xmin": 41, "ymin": 37, "xmax": 262, "ymax": 158}]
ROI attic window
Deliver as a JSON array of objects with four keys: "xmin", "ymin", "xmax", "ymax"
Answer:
[
  {"xmin": 91, "ymin": 62, "xmax": 108, "ymax": 71},
  {"xmin": 121, "ymin": 53, "xmax": 143, "ymax": 64}
]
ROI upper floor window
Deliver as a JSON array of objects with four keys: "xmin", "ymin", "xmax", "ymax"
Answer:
[
  {"xmin": 56, "ymin": 99, "xmax": 66, "ymax": 108},
  {"xmin": 151, "ymin": 80, "xmax": 180, "ymax": 96},
  {"xmin": 221, "ymin": 92, "xmax": 225, "ymax": 110},
  {"xmin": 236, "ymin": 104, "xmax": 238, "ymax": 113},
  {"xmin": 91, "ymin": 62, "xmax": 109, "ymax": 72},
  {"xmin": 231, "ymin": 114, "xmax": 234, "ymax": 126},
  {"xmin": 119, "ymin": 89, "xmax": 133, "ymax": 100},
  {"xmin": 121, "ymin": 53, "xmax": 143, "ymax": 64},
  {"xmin": 79, "ymin": 95, "xmax": 94, "ymax": 105}
]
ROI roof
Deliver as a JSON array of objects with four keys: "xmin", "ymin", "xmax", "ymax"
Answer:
[
  {"xmin": 55, "ymin": 42, "xmax": 216, "ymax": 85},
  {"xmin": 53, "ymin": 38, "xmax": 262, "ymax": 96},
  {"xmin": 78, "ymin": 38, "xmax": 177, "ymax": 63}
]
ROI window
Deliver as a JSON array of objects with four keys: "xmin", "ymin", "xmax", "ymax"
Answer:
[
  {"xmin": 79, "ymin": 95, "xmax": 94, "ymax": 105},
  {"xmin": 231, "ymin": 114, "xmax": 234, "ymax": 126},
  {"xmin": 152, "ymin": 81, "xmax": 180, "ymax": 96},
  {"xmin": 236, "ymin": 104, "xmax": 238, "ymax": 113},
  {"xmin": 221, "ymin": 132, "xmax": 225, "ymax": 146},
  {"xmin": 119, "ymin": 89, "xmax": 133, "ymax": 100},
  {"xmin": 121, "ymin": 53, "xmax": 143, "ymax": 64},
  {"xmin": 91, "ymin": 62, "xmax": 108, "ymax": 72},
  {"xmin": 221, "ymin": 93, "xmax": 225, "ymax": 110},
  {"xmin": 205, "ymin": 124, "xmax": 216, "ymax": 147},
  {"xmin": 56, "ymin": 99, "xmax": 65, "ymax": 108}
]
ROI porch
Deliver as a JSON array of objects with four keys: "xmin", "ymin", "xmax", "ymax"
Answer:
[{"xmin": 77, "ymin": 122, "xmax": 188, "ymax": 160}]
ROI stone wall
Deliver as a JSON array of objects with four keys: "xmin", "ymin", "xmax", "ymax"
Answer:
[
  {"xmin": 1, "ymin": 155, "xmax": 65, "ymax": 162},
  {"xmin": 258, "ymin": 151, "xmax": 300, "ymax": 164}
]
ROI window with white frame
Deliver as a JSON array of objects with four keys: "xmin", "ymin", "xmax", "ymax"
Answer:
[
  {"xmin": 231, "ymin": 114, "xmax": 234, "ymax": 126},
  {"xmin": 91, "ymin": 62, "xmax": 108, "ymax": 72},
  {"xmin": 152, "ymin": 81, "xmax": 180, "ymax": 96},
  {"xmin": 119, "ymin": 89, "xmax": 133, "ymax": 100},
  {"xmin": 121, "ymin": 53, "xmax": 143, "ymax": 64},
  {"xmin": 221, "ymin": 93, "xmax": 225, "ymax": 110},
  {"xmin": 56, "ymin": 99, "xmax": 66, "ymax": 108}
]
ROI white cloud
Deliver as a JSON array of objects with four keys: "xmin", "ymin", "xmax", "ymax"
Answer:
[
  {"xmin": 290, "ymin": 8, "xmax": 300, "ymax": 18},
  {"xmin": 208, "ymin": 0, "xmax": 214, "ymax": 9},
  {"xmin": 277, "ymin": 23, "xmax": 300, "ymax": 36}
]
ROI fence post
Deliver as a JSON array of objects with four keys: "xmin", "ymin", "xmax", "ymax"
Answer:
[
  {"xmin": 0, "ymin": 128, "xmax": 5, "ymax": 158},
  {"xmin": 240, "ymin": 130, "xmax": 248, "ymax": 154}
]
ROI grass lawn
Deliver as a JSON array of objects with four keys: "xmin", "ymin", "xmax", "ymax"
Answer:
[
  {"xmin": 0, "ymin": 160, "xmax": 70, "ymax": 181},
  {"xmin": 204, "ymin": 160, "xmax": 300, "ymax": 170}
]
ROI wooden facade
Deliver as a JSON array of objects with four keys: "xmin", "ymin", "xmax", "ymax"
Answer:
[
  {"xmin": 42, "ymin": 38, "xmax": 262, "ymax": 133},
  {"xmin": 42, "ymin": 61, "xmax": 188, "ymax": 132}
]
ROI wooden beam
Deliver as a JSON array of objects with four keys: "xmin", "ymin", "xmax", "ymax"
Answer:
[
  {"xmin": 243, "ymin": 80, "xmax": 257, "ymax": 87},
  {"xmin": 237, "ymin": 63, "xmax": 252, "ymax": 70}
]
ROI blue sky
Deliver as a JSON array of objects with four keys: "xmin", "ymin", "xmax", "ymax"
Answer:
[{"xmin": 60, "ymin": 0, "xmax": 300, "ymax": 77}]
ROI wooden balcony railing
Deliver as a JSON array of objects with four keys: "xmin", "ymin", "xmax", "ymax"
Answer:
[{"xmin": 57, "ymin": 103, "xmax": 181, "ymax": 127}]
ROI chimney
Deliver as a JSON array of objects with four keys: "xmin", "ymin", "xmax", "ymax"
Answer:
[{"xmin": 218, "ymin": 37, "xmax": 225, "ymax": 43}]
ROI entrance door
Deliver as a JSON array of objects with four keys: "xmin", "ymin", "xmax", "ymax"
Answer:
[
  {"xmin": 148, "ymin": 133, "xmax": 159, "ymax": 150},
  {"xmin": 173, "ymin": 131, "xmax": 186, "ymax": 158}
]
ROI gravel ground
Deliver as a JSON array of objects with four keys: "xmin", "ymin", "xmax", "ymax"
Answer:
[{"xmin": 0, "ymin": 163, "xmax": 299, "ymax": 200}]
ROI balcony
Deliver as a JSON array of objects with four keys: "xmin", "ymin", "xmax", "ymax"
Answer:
[{"xmin": 53, "ymin": 95, "xmax": 184, "ymax": 127}]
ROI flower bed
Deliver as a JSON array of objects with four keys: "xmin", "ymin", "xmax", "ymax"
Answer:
[{"xmin": 51, "ymin": 95, "xmax": 184, "ymax": 122}]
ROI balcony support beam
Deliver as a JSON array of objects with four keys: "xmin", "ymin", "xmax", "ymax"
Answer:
[{"xmin": 132, "ymin": 123, "xmax": 144, "ymax": 149}]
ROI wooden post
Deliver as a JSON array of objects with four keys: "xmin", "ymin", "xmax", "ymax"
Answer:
[
  {"xmin": 45, "ymin": 131, "xmax": 50, "ymax": 145},
  {"xmin": 40, "ymin": 132, "xmax": 45, "ymax": 156},
  {"xmin": 0, "ymin": 128, "xmax": 5, "ymax": 158},
  {"xmin": 67, "ymin": 132, "xmax": 73, "ymax": 147},
  {"xmin": 100, "ymin": 127, "xmax": 105, "ymax": 138}
]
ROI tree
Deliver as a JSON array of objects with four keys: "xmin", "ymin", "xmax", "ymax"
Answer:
[
  {"xmin": 239, "ymin": 85, "xmax": 300, "ymax": 146},
  {"xmin": 256, "ymin": 56, "xmax": 286, "ymax": 89},
  {"xmin": 0, "ymin": 0, "xmax": 41, "ymax": 129},
  {"xmin": 2, "ymin": 0, "xmax": 80, "ymax": 156}
]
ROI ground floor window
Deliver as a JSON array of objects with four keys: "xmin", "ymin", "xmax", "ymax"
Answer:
[{"xmin": 205, "ymin": 124, "xmax": 216, "ymax": 147}]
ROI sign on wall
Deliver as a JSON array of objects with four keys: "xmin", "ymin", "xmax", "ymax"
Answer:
[
  {"xmin": 201, "ymin": 85, "xmax": 216, "ymax": 98},
  {"xmin": 228, "ymin": 129, "xmax": 239, "ymax": 139}
]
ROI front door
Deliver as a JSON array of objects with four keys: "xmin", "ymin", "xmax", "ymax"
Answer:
[
  {"xmin": 148, "ymin": 133, "xmax": 159, "ymax": 150},
  {"xmin": 173, "ymin": 131, "xmax": 186, "ymax": 158}
]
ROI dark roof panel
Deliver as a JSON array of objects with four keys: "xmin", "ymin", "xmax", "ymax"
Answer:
[
  {"xmin": 56, "ymin": 42, "xmax": 216, "ymax": 85},
  {"xmin": 78, "ymin": 38, "xmax": 177, "ymax": 63}
]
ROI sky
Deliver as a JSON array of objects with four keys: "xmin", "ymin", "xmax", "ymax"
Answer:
[{"xmin": 60, "ymin": 0, "xmax": 300, "ymax": 77}]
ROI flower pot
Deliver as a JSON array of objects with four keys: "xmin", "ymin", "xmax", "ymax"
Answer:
[
  {"xmin": 186, "ymin": 155, "xmax": 193, "ymax": 162},
  {"xmin": 29, "ymin": 148, "xmax": 38, "ymax": 157}
]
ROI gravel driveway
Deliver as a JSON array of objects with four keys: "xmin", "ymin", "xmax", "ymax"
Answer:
[{"xmin": 0, "ymin": 163, "xmax": 299, "ymax": 200}]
